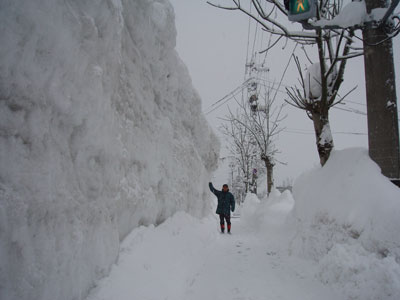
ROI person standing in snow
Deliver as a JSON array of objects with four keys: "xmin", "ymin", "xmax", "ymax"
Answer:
[{"xmin": 209, "ymin": 182, "xmax": 235, "ymax": 234}]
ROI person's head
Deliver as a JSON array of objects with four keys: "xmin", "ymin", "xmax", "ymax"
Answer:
[{"xmin": 222, "ymin": 184, "xmax": 229, "ymax": 192}]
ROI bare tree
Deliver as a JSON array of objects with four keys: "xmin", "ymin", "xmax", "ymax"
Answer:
[
  {"xmin": 220, "ymin": 113, "xmax": 258, "ymax": 194},
  {"xmin": 285, "ymin": 53, "xmax": 357, "ymax": 166},
  {"xmin": 208, "ymin": 0, "xmax": 363, "ymax": 165},
  {"xmin": 226, "ymin": 83, "xmax": 286, "ymax": 195}
]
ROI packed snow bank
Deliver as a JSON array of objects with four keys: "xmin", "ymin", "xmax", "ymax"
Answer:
[
  {"xmin": 86, "ymin": 211, "xmax": 218, "ymax": 300},
  {"xmin": 242, "ymin": 149, "xmax": 400, "ymax": 299},
  {"xmin": 0, "ymin": 1, "xmax": 218, "ymax": 300},
  {"xmin": 86, "ymin": 209, "xmax": 342, "ymax": 300},
  {"xmin": 241, "ymin": 190, "xmax": 294, "ymax": 232},
  {"xmin": 291, "ymin": 148, "xmax": 400, "ymax": 299}
]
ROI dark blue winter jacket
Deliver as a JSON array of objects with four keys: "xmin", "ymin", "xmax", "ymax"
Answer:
[{"xmin": 209, "ymin": 182, "xmax": 235, "ymax": 216}]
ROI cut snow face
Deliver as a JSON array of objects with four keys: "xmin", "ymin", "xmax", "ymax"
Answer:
[{"xmin": 0, "ymin": 1, "xmax": 219, "ymax": 300}]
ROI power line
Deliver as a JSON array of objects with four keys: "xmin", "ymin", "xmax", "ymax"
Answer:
[
  {"xmin": 272, "ymin": 43, "xmax": 298, "ymax": 103},
  {"xmin": 204, "ymin": 80, "xmax": 370, "ymax": 117},
  {"xmin": 206, "ymin": 17, "xmax": 398, "ymax": 119},
  {"xmin": 204, "ymin": 85, "xmax": 245, "ymax": 115},
  {"xmin": 346, "ymin": 100, "xmax": 366, "ymax": 107},
  {"xmin": 332, "ymin": 106, "xmax": 367, "ymax": 115},
  {"xmin": 344, "ymin": 99, "xmax": 400, "ymax": 116},
  {"xmin": 283, "ymin": 128, "xmax": 367, "ymax": 136},
  {"xmin": 251, "ymin": 15, "xmax": 259, "ymax": 62},
  {"xmin": 244, "ymin": 2, "xmax": 252, "ymax": 80},
  {"xmin": 254, "ymin": 69, "xmax": 400, "ymax": 116},
  {"xmin": 204, "ymin": 92, "xmax": 239, "ymax": 115},
  {"xmin": 203, "ymin": 79, "xmax": 250, "ymax": 113}
]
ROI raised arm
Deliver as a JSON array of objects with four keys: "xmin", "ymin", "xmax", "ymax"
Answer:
[{"xmin": 209, "ymin": 182, "xmax": 220, "ymax": 196}]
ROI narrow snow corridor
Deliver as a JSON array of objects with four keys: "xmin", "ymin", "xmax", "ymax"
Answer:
[{"xmin": 86, "ymin": 212, "xmax": 339, "ymax": 300}]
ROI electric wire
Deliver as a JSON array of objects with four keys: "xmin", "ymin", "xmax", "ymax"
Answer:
[
  {"xmin": 251, "ymin": 20, "xmax": 259, "ymax": 63},
  {"xmin": 204, "ymin": 81, "xmax": 249, "ymax": 115},
  {"xmin": 205, "ymin": 3, "xmax": 399, "ymax": 128},
  {"xmin": 203, "ymin": 79, "xmax": 250, "ymax": 113},
  {"xmin": 245, "ymin": 2, "xmax": 252, "ymax": 79},
  {"xmin": 283, "ymin": 129, "xmax": 367, "ymax": 136},
  {"xmin": 272, "ymin": 43, "xmax": 298, "ymax": 103}
]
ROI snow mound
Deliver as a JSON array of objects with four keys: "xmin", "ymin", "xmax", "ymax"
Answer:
[
  {"xmin": 291, "ymin": 148, "xmax": 400, "ymax": 299},
  {"xmin": 241, "ymin": 190, "xmax": 294, "ymax": 231},
  {"xmin": 0, "ymin": 1, "xmax": 218, "ymax": 300},
  {"xmin": 318, "ymin": 243, "xmax": 400, "ymax": 300},
  {"xmin": 86, "ymin": 211, "xmax": 218, "ymax": 300}
]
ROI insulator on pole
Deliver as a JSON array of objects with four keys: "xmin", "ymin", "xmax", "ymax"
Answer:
[{"xmin": 249, "ymin": 94, "xmax": 258, "ymax": 103}]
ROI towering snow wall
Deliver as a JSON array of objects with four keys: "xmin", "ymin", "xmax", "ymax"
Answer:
[{"xmin": 0, "ymin": 1, "xmax": 219, "ymax": 299}]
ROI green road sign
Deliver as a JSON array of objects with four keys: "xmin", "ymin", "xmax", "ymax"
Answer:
[{"xmin": 288, "ymin": 0, "xmax": 317, "ymax": 22}]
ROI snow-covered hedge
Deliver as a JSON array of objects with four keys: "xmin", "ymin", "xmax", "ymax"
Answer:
[{"xmin": 0, "ymin": 1, "xmax": 218, "ymax": 299}]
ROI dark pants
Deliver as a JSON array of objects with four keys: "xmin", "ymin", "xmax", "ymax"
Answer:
[{"xmin": 219, "ymin": 214, "xmax": 231, "ymax": 232}]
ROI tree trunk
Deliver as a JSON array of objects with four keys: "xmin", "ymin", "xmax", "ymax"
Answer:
[
  {"xmin": 244, "ymin": 157, "xmax": 250, "ymax": 194},
  {"xmin": 312, "ymin": 111, "xmax": 334, "ymax": 166},
  {"xmin": 263, "ymin": 157, "xmax": 274, "ymax": 195}
]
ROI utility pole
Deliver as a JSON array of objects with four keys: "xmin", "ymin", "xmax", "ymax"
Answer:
[{"xmin": 362, "ymin": 0, "xmax": 400, "ymax": 187}]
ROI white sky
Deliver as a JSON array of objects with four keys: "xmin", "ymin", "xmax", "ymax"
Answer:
[{"xmin": 169, "ymin": 0, "xmax": 400, "ymax": 186}]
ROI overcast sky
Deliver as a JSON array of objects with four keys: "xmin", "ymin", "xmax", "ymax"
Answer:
[{"xmin": 169, "ymin": 0, "xmax": 400, "ymax": 186}]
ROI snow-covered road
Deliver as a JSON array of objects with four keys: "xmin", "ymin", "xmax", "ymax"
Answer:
[
  {"xmin": 183, "ymin": 219, "xmax": 340, "ymax": 300},
  {"xmin": 86, "ymin": 211, "xmax": 339, "ymax": 300}
]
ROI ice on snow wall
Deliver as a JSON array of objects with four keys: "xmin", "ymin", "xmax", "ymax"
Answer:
[{"xmin": 0, "ymin": 0, "xmax": 219, "ymax": 299}]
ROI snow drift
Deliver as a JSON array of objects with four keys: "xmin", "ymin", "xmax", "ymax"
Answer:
[
  {"xmin": 240, "ymin": 148, "xmax": 400, "ymax": 299},
  {"xmin": 291, "ymin": 148, "xmax": 400, "ymax": 299},
  {"xmin": 241, "ymin": 190, "xmax": 294, "ymax": 231},
  {"xmin": 0, "ymin": 1, "xmax": 218, "ymax": 300},
  {"xmin": 85, "ymin": 211, "xmax": 219, "ymax": 300}
]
